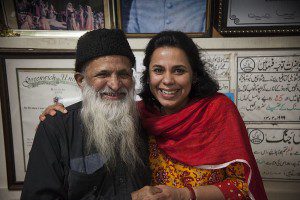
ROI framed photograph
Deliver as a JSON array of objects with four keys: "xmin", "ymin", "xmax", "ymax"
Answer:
[
  {"xmin": 0, "ymin": 50, "xmax": 82, "ymax": 189},
  {"xmin": 215, "ymin": 0, "xmax": 300, "ymax": 36},
  {"xmin": 1, "ymin": 0, "xmax": 114, "ymax": 37},
  {"xmin": 116, "ymin": 0, "xmax": 212, "ymax": 37}
]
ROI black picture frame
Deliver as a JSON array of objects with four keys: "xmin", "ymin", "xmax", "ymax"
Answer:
[
  {"xmin": 215, "ymin": 0, "xmax": 300, "ymax": 36},
  {"xmin": 0, "ymin": 50, "xmax": 76, "ymax": 190},
  {"xmin": 116, "ymin": 0, "xmax": 213, "ymax": 37}
]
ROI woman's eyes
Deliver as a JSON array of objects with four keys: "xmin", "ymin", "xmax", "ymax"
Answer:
[
  {"xmin": 151, "ymin": 66, "xmax": 187, "ymax": 75},
  {"xmin": 174, "ymin": 68, "xmax": 186, "ymax": 74}
]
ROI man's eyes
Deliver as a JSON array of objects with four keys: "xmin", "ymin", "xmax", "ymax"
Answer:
[
  {"xmin": 118, "ymin": 72, "xmax": 132, "ymax": 78},
  {"xmin": 96, "ymin": 72, "xmax": 110, "ymax": 78},
  {"xmin": 96, "ymin": 72, "xmax": 132, "ymax": 78}
]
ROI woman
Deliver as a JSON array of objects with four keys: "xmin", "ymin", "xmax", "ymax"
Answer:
[
  {"xmin": 85, "ymin": 5, "xmax": 94, "ymax": 30},
  {"xmin": 21, "ymin": 14, "xmax": 34, "ymax": 29},
  {"xmin": 77, "ymin": 5, "xmax": 85, "ymax": 30},
  {"xmin": 66, "ymin": 2, "xmax": 77, "ymax": 30},
  {"xmin": 40, "ymin": 31, "xmax": 267, "ymax": 200}
]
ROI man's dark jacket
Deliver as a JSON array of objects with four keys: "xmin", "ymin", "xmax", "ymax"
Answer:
[{"xmin": 21, "ymin": 102, "xmax": 151, "ymax": 200}]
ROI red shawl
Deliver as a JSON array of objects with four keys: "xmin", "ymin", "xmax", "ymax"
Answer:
[{"xmin": 138, "ymin": 93, "xmax": 268, "ymax": 200}]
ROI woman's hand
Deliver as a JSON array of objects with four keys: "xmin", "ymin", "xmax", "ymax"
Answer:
[{"xmin": 39, "ymin": 103, "xmax": 67, "ymax": 121}]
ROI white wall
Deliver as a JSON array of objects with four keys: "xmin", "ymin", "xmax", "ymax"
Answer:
[{"xmin": 0, "ymin": 36, "xmax": 299, "ymax": 200}]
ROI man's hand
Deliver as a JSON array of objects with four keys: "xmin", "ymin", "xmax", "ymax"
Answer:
[
  {"xmin": 155, "ymin": 185, "xmax": 190, "ymax": 200},
  {"xmin": 39, "ymin": 103, "xmax": 67, "ymax": 121},
  {"xmin": 131, "ymin": 186, "xmax": 162, "ymax": 200},
  {"xmin": 131, "ymin": 185, "xmax": 190, "ymax": 200}
]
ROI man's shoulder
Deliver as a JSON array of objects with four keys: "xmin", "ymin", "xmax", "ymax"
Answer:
[
  {"xmin": 41, "ymin": 101, "xmax": 82, "ymax": 128},
  {"xmin": 51, "ymin": 101, "xmax": 82, "ymax": 119},
  {"xmin": 65, "ymin": 101, "xmax": 82, "ymax": 112},
  {"xmin": 36, "ymin": 101, "xmax": 83, "ymax": 144}
]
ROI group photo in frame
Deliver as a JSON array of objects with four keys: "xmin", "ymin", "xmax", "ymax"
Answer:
[
  {"xmin": 116, "ymin": 0, "xmax": 212, "ymax": 37},
  {"xmin": 215, "ymin": 0, "xmax": 300, "ymax": 36},
  {"xmin": 1, "ymin": 0, "xmax": 114, "ymax": 36},
  {"xmin": 0, "ymin": 51, "xmax": 82, "ymax": 189}
]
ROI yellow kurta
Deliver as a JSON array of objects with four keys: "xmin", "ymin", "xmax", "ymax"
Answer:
[{"xmin": 149, "ymin": 136, "xmax": 250, "ymax": 199}]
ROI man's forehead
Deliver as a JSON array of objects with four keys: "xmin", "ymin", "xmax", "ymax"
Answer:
[
  {"xmin": 86, "ymin": 56, "xmax": 133, "ymax": 73},
  {"xmin": 89, "ymin": 55, "xmax": 131, "ymax": 65},
  {"xmin": 97, "ymin": 55, "xmax": 131, "ymax": 63}
]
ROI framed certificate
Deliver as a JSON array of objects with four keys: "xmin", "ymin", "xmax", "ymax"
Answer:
[
  {"xmin": 215, "ymin": 0, "xmax": 300, "ymax": 36},
  {"xmin": 0, "ymin": 50, "xmax": 81, "ymax": 189}
]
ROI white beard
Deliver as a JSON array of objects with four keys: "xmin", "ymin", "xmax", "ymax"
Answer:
[{"xmin": 80, "ymin": 83, "xmax": 143, "ymax": 171}]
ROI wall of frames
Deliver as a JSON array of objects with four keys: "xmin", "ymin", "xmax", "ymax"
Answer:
[{"xmin": 0, "ymin": 0, "xmax": 299, "ymax": 200}]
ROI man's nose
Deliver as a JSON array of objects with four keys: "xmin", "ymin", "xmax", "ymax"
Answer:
[{"xmin": 107, "ymin": 75, "xmax": 122, "ymax": 91}]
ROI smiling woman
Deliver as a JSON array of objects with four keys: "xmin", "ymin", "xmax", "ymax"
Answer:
[
  {"xmin": 134, "ymin": 31, "xmax": 268, "ymax": 200},
  {"xmin": 149, "ymin": 47, "xmax": 193, "ymax": 115},
  {"xmin": 140, "ymin": 31, "xmax": 219, "ymax": 112}
]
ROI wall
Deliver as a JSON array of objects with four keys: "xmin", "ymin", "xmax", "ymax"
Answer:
[
  {"xmin": 0, "ymin": 98, "xmax": 21, "ymax": 199},
  {"xmin": 0, "ymin": 36, "xmax": 299, "ymax": 199}
]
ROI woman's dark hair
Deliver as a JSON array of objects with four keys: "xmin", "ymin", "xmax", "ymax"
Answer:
[{"xmin": 139, "ymin": 30, "xmax": 219, "ymax": 108}]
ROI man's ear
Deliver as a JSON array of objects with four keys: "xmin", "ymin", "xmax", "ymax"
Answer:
[{"xmin": 74, "ymin": 72, "xmax": 85, "ymax": 89}]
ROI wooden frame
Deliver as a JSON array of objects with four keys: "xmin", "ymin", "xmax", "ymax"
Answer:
[
  {"xmin": 116, "ymin": 0, "xmax": 213, "ymax": 37},
  {"xmin": 0, "ymin": 50, "xmax": 81, "ymax": 189},
  {"xmin": 215, "ymin": 0, "xmax": 300, "ymax": 36}
]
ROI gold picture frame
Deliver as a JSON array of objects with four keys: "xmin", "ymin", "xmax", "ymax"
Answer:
[{"xmin": 1, "ymin": 0, "xmax": 115, "ymax": 37}]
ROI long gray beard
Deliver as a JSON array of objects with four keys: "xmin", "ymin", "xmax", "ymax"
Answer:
[{"xmin": 80, "ymin": 83, "xmax": 143, "ymax": 171}]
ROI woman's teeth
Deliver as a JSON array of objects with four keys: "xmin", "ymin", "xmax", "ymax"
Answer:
[{"xmin": 160, "ymin": 89, "xmax": 177, "ymax": 94}]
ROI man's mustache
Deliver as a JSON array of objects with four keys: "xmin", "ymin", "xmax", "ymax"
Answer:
[{"xmin": 95, "ymin": 87, "xmax": 128, "ymax": 97}]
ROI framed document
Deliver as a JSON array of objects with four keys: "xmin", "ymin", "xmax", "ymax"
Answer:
[
  {"xmin": 215, "ymin": 0, "xmax": 300, "ymax": 36},
  {"xmin": 1, "ymin": 0, "xmax": 114, "ymax": 37},
  {"xmin": 116, "ymin": 0, "xmax": 213, "ymax": 37},
  {"xmin": 0, "ymin": 51, "xmax": 81, "ymax": 189}
]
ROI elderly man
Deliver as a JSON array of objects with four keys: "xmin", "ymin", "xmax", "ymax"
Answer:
[{"xmin": 21, "ymin": 29, "xmax": 151, "ymax": 200}]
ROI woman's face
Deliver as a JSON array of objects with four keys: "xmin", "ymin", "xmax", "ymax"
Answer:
[{"xmin": 149, "ymin": 47, "xmax": 193, "ymax": 114}]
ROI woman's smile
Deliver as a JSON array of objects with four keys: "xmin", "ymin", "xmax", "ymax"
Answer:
[{"xmin": 149, "ymin": 47, "xmax": 193, "ymax": 114}]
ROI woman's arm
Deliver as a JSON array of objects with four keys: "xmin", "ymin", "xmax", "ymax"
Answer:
[
  {"xmin": 39, "ymin": 103, "xmax": 67, "ymax": 121},
  {"xmin": 154, "ymin": 185, "xmax": 225, "ymax": 200},
  {"xmin": 213, "ymin": 162, "xmax": 249, "ymax": 199},
  {"xmin": 153, "ymin": 162, "xmax": 249, "ymax": 200}
]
